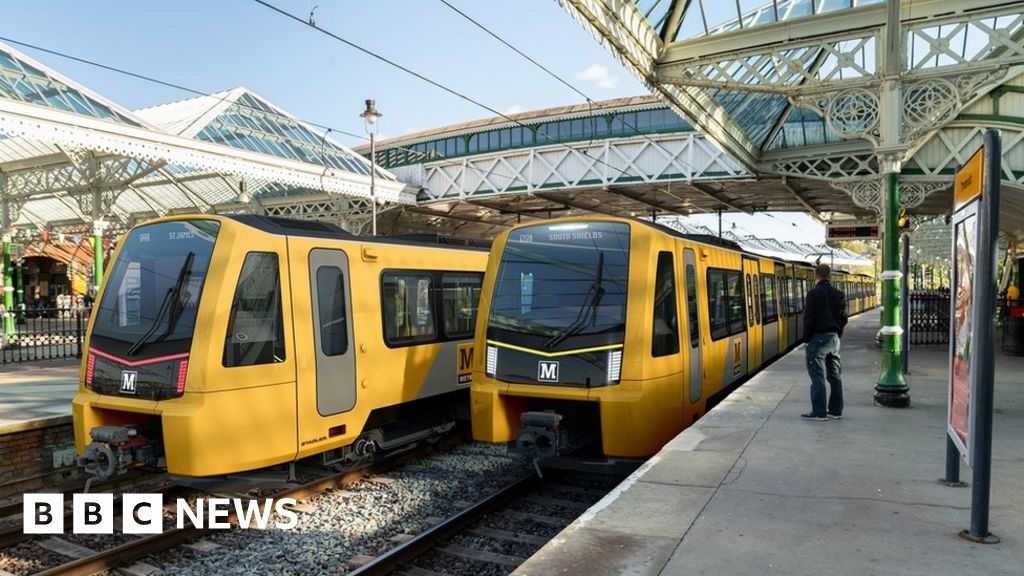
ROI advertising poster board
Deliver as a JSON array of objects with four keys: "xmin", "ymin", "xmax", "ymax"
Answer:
[
  {"xmin": 948, "ymin": 144, "xmax": 984, "ymax": 464},
  {"xmin": 949, "ymin": 205, "xmax": 977, "ymax": 461}
]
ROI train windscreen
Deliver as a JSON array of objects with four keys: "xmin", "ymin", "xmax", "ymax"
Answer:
[
  {"xmin": 91, "ymin": 220, "xmax": 220, "ymax": 354},
  {"xmin": 487, "ymin": 221, "xmax": 630, "ymax": 354}
]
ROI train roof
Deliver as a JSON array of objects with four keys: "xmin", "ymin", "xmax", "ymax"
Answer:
[
  {"xmin": 226, "ymin": 215, "xmax": 490, "ymax": 251},
  {"xmin": 638, "ymin": 219, "xmax": 744, "ymax": 251}
]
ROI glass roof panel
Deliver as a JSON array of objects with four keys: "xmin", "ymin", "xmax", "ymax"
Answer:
[
  {"xmin": 710, "ymin": 90, "xmax": 790, "ymax": 148},
  {"xmin": 670, "ymin": 0, "xmax": 884, "ymax": 41},
  {"xmin": 632, "ymin": 0, "xmax": 674, "ymax": 33},
  {"xmin": 194, "ymin": 94, "xmax": 375, "ymax": 177},
  {"xmin": 765, "ymin": 106, "xmax": 849, "ymax": 150},
  {"xmin": 0, "ymin": 45, "xmax": 141, "ymax": 127}
]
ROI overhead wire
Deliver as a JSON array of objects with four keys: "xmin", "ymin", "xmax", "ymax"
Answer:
[
  {"xmin": 434, "ymin": 0, "xmax": 824, "ymax": 246},
  {"xmin": 249, "ymin": 0, "xmax": 699, "ymax": 188},
  {"xmin": 432, "ymin": 0, "xmax": 786, "ymax": 242}
]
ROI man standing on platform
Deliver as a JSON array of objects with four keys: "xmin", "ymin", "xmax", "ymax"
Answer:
[{"xmin": 802, "ymin": 264, "xmax": 847, "ymax": 422}]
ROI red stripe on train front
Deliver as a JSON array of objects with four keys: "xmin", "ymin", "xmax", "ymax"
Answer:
[{"xmin": 90, "ymin": 347, "xmax": 190, "ymax": 367}]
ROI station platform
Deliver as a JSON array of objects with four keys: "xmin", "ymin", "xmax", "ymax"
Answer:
[
  {"xmin": 0, "ymin": 359, "xmax": 78, "ymax": 432},
  {"xmin": 515, "ymin": 313, "xmax": 1023, "ymax": 576}
]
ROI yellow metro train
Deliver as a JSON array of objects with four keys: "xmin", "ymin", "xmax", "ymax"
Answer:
[
  {"xmin": 470, "ymin": 216, "xmax": 875, "ymax": 470},
  {"xmin": 74, "ymin": 215, "xmax": 487, "ymax": 480}
]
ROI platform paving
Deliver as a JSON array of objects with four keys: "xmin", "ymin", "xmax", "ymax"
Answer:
[
  {"xmin": 0, "ymin": 359, "xmax": 78, "ymax": 431},
  {"xmin": 515, "ymin": 313, "xmax": 1024, "ymax": 576}
]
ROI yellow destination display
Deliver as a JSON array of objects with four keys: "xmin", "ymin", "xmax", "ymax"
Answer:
[{"xmin": 955, "ymin": 147, "xmax": 984, "ymax": 211}]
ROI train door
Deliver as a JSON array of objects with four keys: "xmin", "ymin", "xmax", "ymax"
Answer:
[
  {"xmin": 291, "ymin": 246, "xmax": 358, "ymax": 458},
  {"xmin": 683, "ymin": 249, "xmax": 702, "ymax": 410},
  {"xmin": 760, "ymin": 263, "xmax": 780, "ymax": 360},
  {"xmin": 794, "ymin": 268, "xmax": 802, "ymax": 340},
  {"xmin": 308, "ymin": 249, "xmax": 357, "ymax": 416},
  {"xmin": 786, "ymin": 267, "xmax": 798, "ymax": 349},
  {"xmin": 742, "ymin": 257, "xmax": 762, "ymax": 370}
]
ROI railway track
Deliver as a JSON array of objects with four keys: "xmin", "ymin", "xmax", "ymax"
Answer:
[
  {"xmin": 0, "ymin": 437, "xmax": 457, "ymax": 576},
  {"xmin": 349, "ymin": 469, "xmax": 621, "ymax": 576},
  {"xmin": 1, "ymin": 437, "xmax": 531, "ymax": 576},
  {"xmin": 0, "ymin": 466, "xmax": 373, "ymax": 576}
]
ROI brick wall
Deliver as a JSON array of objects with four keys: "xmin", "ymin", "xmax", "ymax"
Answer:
[{"xmin": 0, "ymin": 418, "xmax": 81, "ymax": 501}]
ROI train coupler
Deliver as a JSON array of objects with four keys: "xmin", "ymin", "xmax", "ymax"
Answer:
[
  {"xmin": 79, "ymin": 425, "xmax": 160, "ymax": 489},
  {"xmin": 515, "ymin": 411, "xmax": 568, "ymax": 477}
]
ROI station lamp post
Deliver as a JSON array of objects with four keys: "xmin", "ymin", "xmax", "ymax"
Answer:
[{"xmin": 360, "ymin": 99, "xmax": 382, "ymax": 236}]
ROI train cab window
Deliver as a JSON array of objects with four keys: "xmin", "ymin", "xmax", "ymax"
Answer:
[
  {"xmin": 223, "ymin": 252, "xmax": 285, "ymax": 367},
  {"xmin": 652, "ymin": 252, "xmax": 680, "ymax": 357},
  {"xmin": 685, "ymin": 263, "xmax": 699, "ymax": 348},
  {"xmin": 761, "ymin": 274, "xmax": 778, "ymax": 323},
  {"xmin": 442, "ymin": 273, "xmax": 483, "ymax": 339},
  {"xmin": 382, "ymin": 273, "xmax": 436, "ymax": 345},
  {"xmin": 315, "ymin": 266, "xmax": 348, "ymax": 356}
]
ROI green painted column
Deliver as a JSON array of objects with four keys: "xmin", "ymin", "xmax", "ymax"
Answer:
[
  {"xmin": 875, "ymin": 172, "xmax": 910, "ymax": 407},
  {"xmin": 93, "ymin": 222, "xmax": 104, "ymax": 293},
  {"xmin": 2, "ymin": 234, "xmax": 14, "ymax": 341},
  {"xmin": 14, "ymin": 259, "xmax": 22, "ymax": 307}
]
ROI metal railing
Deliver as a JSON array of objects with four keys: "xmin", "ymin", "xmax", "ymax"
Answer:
[
  {"xmin": 1, "ymin": 307, "xmax": 91, "ymax": 364},
  {"xmin": 908, "ymin": 291, "xmax": 950, "ymax": 346}
]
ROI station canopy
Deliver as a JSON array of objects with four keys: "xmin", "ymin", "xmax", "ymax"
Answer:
[
  {"xmin": 0, "ymin": 41, "xmax": 410, "ymax": 235},
  {"xmin": 559, "ymin": 0, "xmax": 1024, "ymax": 234},
  {"xmin": 664, "ymin": 218, "xmax": 873, "ymax": 267}
]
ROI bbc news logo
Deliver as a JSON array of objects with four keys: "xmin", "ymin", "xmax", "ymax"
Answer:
[{"xmin": 23, "ymin": 494, "xmax": 299, "ymax": 534}]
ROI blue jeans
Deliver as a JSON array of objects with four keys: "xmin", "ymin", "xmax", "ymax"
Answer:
[{"xmin": 806, "ymin": 333, "xmax": 843, "ymax": 417}]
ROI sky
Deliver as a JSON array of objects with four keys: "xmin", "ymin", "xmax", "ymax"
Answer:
[{"xmin": 2, "ymin": 0, "xmax": 826, "ymax": 244}]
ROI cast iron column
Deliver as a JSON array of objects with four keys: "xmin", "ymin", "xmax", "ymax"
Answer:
[
  {"xmin": 901, "ymin": 232, "xmax": 910, "ymax": 374},
  {"xmin": 2, "ymin": 233, "xmax": 14, "ymax": 340},
  {"xmin": 92, "ymin": 220, "xmax": 105, "ymax": 293},
  {"xmin": 875, "ymin": 169, "xmax": 910, "ymax": 406},
  {"xmin": 14, "ymin": 259, "xmax": 22, "ymax": 307}
]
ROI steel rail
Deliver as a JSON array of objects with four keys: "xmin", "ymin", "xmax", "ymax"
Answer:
[{"xmin": 347, "ymin": 470, "xmax": 540, "ymax": 576}]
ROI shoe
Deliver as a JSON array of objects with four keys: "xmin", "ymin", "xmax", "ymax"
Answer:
[
  {"xmin": 800, "ymin": 413, "xmax": 828, "ymax": 421},
  {"xmin": 828, "ymin": 414, "xmax": 843, "ymax": 420}
]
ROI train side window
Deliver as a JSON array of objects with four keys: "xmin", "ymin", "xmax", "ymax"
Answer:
[
  {"xmin": 754, "ymin": 274, "xmax": 761, "ymax": 324},
  {"xmin": 685, "ymin": 263, "xmax": 699, "ymax": 348},
  {"xmin": 382, "ymin": 272, "xmax": 436, "ymax": 345},
  {"xmin": 315, "ymin": 266, "xmax": 348, "ymax": 356},
  {"xmin": 779, "ymin": 277, "xmax": 789, "ymax": 316},
  {"xmin": 223, "ymin": 252, "xmax": 285, "ymax": 367},
  {"xmin": 745, "ymin": 274, "xmax": 755, "ymax": 327},
  {"xmin": 442, "ymin": 273, "xmax": 483, "ymax": 339},
  {"xmin": 761, "ymin": 274, "xmax": 778, "ymax": 323},
  {"xmin": 726, "ymin": 270, "xmax": 745, "ymax": 335},
  {"xmin": 706, "ymin": 269, "xmax": 728, "ymax": 340},
  {"xmin": 651, "ymin": 252, "xmax": 680, "ymax": 357}
]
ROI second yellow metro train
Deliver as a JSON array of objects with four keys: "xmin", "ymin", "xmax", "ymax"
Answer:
[{"xmin": 470, "ymin": 216, "xmax": 875, "ymax": 469}]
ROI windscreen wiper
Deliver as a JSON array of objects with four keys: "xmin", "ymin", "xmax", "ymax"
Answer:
[
  {"xmin": 126, "ymin": 252, "xmax": 194, "ymax": 357},
  {"xmin": 544, "ymin": 251, "xmax": 605, "ymax": 349}
]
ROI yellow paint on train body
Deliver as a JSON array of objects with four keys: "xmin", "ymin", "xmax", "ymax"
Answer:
[{"xmin": 73, "ymin": 215, "xmax": 487, "ymax": 477}]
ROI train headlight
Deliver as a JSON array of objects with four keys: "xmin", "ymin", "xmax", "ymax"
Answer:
[
  {"xmin": 486, "ymin": 345, "xmax": 498, "ymax": 377},
  {"xmin": 607, "ymin": 349, "xmax": 622, "ymax": 384}
]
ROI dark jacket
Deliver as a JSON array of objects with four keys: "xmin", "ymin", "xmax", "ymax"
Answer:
[{"xmin": 803, "ymin": 280, "xmax": 847, "ymax": 342}]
